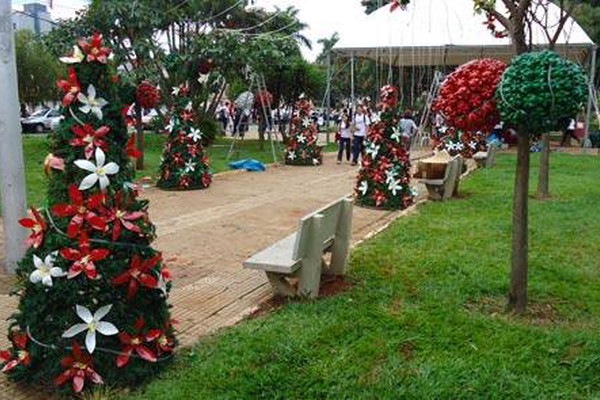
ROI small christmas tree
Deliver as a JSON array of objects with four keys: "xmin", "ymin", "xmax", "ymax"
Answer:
[
  {"xmin": 157, "ymin": 83, "xmax": 212, "ymax": 190},
  {"xmin": 284, "ymin": 97, "xmax": 322, "ymax": 166},
  {"xmin": 355, "ymin": 85, "xmax": 414, "ymax": 210},
  {"xmin": 1, "ymin": 34, "xmax": 175, "ymax": 395}
]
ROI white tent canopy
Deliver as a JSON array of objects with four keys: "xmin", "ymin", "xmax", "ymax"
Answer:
[{"xmin": 333, "ymin": 0, "xmax": 595, "ymax": 66}]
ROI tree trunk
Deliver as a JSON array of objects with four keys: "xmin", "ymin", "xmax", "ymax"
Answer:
[
  {"xmin": 135, "ymin": 105, "xmax": 145, "ymax": 170},
  {"xmin": 537, "ymin": 133, "xmax": 551, "ymax": 200},
  {"xmin": 508, "ymin": 131, "xmax": 530, "ymax": 314}
]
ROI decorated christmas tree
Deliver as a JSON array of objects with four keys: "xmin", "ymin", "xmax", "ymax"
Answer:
[
  {"xmin": 157, "ymin": 83, "xmax": 212, "ymax": 190},
  {"xmin": 284, "ymin": 97, "xmax": 322, "ymax": 166},
  {"xmin": 355, "ymin": 85, "xmax": 414, "ymax": 210},
  {"xmin": 435, "ymin": 128, "xmax": 488, "ymax": 158},
  {"xmin": 1, "ymin": 34, "xmax": 176, "ymax": 395}
]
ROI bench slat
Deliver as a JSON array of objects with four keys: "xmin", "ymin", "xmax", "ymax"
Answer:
[{"xmin": 243, "ymin": 233, "xmax": 301, "ymax": 274}]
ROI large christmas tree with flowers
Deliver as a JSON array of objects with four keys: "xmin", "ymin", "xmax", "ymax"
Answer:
[
  {"xmin": 284, "ymin": 97, "xmax": 322, "ymax": 166},
  {"xmin": 355, "ymin": 85, "xmax": 413, "ymax": 210},
  {"xmin": 0, "ymin": 34, "xmax": 175, "ymax": 395},
  {"xmin": 157, "ymin": 83, "xmax": 212, "ymax": 190}
]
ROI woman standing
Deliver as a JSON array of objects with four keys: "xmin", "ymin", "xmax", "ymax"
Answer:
[
  {"xmin": 351, "ymin": 105, "xmax": 370, "ymax": 166},
  {"xmin": 337, "ymin": 112, "xmax": 352, "ymax": 164}
]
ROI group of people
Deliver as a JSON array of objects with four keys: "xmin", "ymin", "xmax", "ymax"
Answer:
[{"xmin": 336, "ymin": 105, "xmax": 419, "ymax": 166}]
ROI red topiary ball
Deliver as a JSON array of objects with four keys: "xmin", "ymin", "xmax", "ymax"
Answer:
[
  {"xmin": 434, "ymin": 58, "xmax": 506, "ymax": 132},
  {"xmin": 136, "ymin": 81, "xmax": 160, "ymax": 109}
]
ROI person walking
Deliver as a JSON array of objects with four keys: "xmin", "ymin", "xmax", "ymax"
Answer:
[
  {"xmin": 351, "ymin": 104, "xmax": 370, "ymax": 165},
  {"xmin": 560, "ymin": 117, "xmax": 580, "ymax": 147},
  {"xmin": 398, "ymin": 110, "xmax": 418, "ymax": 149},
  {"xmin": 337, "ymin": 112, "xmax": 352, "ymax": 164}
]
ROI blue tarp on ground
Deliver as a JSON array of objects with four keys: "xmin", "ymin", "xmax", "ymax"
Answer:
[{"xmin": 228, "ymin": 159, "xmax": 266, "ymax": 172}]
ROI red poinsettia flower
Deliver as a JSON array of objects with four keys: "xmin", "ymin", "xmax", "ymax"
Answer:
[
  {"xmin": 116, "ymin": 317, "xmax": 158, "ymax": 368},
  {"xmin": 61, "ymin": 234, "xmax": 110, "ymax": 280},
  {"xmin": 56, "ymin": 67, "xmax": 81, "ymax": 107},
  {"xmin": 70, "ymin": 124, "xmax": 110, "ymax": 159},
  {"xmin": 173, "ymin": 153, "xmax": 184, "ymax": 166},
  {"xmin": 77, "ymin": 33, "xmax": 111, "ymax": 64},
  {"xmin": 147, "ymin": 320, "xmax": 175, "ymax": 355},
  {"xmin": 201, "ymin": 173, "xmax": 212, "ymax": 188},
  {"xmin": 52, "ymin": 185, "xmax": 107, "ymax": 238},
  {"xmin": 179, "ymin": 175, "xmax": 191, "ymax": 188},
  {"xmin": 181, "ymin": 110, "xmax": 193, "ymax": 122},
  {"xmin": 126, "ymin": 135, "xmax": 142, "ymax": 158},
  {"xmin": 187, "ymin": 143, "xmax": 199, "ymax": 157},
  {"xmin": 112, "ymin": 253, "xmax": 161, "ymax": 301},
  {"xmin": 176, "ymin": 131, "xmax": 187, "ymax": 144},
  {"xmin": 373, "ymin": 189, "xmax": 387, "ymax": 207},
  {"xmin": 55, "ymin": 342, "xmax": 103, "ymax": 394},
  {"xmin": 372, "ymin": 170, "xmax": 386, "ymax": 184},
  {"xmin": 19, "ymin": 208, "xmax": 46, "ymax": 249},
  {"xmin": 0, "ymin": 331, "xmax": 31, "ymax": 373},
  {"xmin": 104, "ymin": 192, "xmax": 145, "ymax": 241}
]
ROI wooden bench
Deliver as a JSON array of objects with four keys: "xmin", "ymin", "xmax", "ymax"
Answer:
[
  {"xmin": 419, "ymin": 155, "xmax": 463, "ymax": 201},
  {"xmin": 473, "ymin": 144, "xmax": 498, "ymax": 168},
  {"xmin": 243, "ymin": 196, "xmax": 353, "ymax": 298}
]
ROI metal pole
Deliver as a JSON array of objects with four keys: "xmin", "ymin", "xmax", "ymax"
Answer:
[
  {"xmin": 0, "ymin": 1, "xmax": 28, "ymax": 274},
  {"xmin": 584, "ymin": 45, "xmax": 597, "ymax": 149},
  {"xmin": 325, "ymin": 50, "xmax": 332, "ymax": 145},
  {"xmin": 350, "ymin": 52, "xmax": 355, "ymax": 110}
]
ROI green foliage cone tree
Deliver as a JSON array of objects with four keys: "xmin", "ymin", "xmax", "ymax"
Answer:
[
  {"xmin": 157, "ymin": 83, "xmax": 213, "ymax": 190},
  {"xmin": 354, "ymin": 85, "xmax": 414, "ymax": 210},
  {"xmin": 284, "ymin": 97, "xmax": 323, "ymax": 166},
  {"xmin": 0, "ymin": 34, "xmax": 175, "ymax": 395}
]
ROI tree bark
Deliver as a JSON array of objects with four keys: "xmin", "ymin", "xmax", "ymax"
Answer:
[
  {"xmin": 537, "ymin": 133, "xmax": 550, "ymax": 200},
  {"xmin": 135, "ymin": 104, "xmax": 145, "ymax": 170},
  {"xmin": 509, "ymin": 131, "xmax": 530, "ymax": 314}
]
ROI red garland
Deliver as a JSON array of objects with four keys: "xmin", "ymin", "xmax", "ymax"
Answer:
[
  {"xmin": 434, "ymin": 58, "xmax": 507, "ymax": 133},
  {"xmin": 136, "ymin": 81, "xmax": 161, "ymax": 109}
]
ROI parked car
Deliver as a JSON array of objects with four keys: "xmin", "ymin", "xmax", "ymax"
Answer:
[{"xmin": 21, "ymin": 108, "xmax": 64, "ymax": 133}]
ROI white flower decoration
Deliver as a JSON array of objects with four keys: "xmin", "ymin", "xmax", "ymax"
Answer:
[
  {"xmin": 469, "ymin": 141, "xmax": 478, "ymax": 150},
  {"xmin": 62, "ymin": 304, "xmax": 118, "ymax": 354},
  {"xmin": 187, "ymin": 128, "xmax": 202, "ymax": 142},
  {"xmin": 297, "ymin": 135, "xmax": 307, "ymax": 144},
  {"xmin": 312, "ymin": 158, "xmax": 320, "ymax": 165},
  {"xmin": 59, "ymin": 45, "xmax": 84, "ymax": 64},
  {"xmin": 30, "ymin": 251, "xmax": 65, "ymax": 287},
  {"xmin": 77, "ymin": 84, "xmax": 108, "ymax": 120},
  {"xmin": 385, "ymin": 168, "xmax": 397, "ymax": 185},
  {"xmin": 365, "ymin": 143, "xmax": 380, "ymax": 158},
  {"xmin": 165, "ymin": 119, "xmax": 175, "ymax": 133},
  {"xmin": 74, "ymin": 147, "xmax": 120, "ymax": 191},
  {"xmin": 184, "ymin": 160, "xmax": 196, "ymax": 174},
  {"xmin": 302, "ymin": 118, "xmax": 312, "ymax": 128},
  {"xmin": 287, "ymin": 151, "xmax": 297, "ymax": 161},
  {"xmin": 185, "ymin": 101, "xmax": 193, "ymax": 112},
  {"xmin": 388, "ymin": 180, "xmax": 403, "ymax": 196},
  {"xmin": 391, "ymin": 128, "xmax": 402, "ymax": 143},
  {"xmin": 171, "ymin": 86, "xmax": 180, "ymax": 96},
  {"xmin": 358, "ymin": 181, "xmax": 368, "ymax": 196}
]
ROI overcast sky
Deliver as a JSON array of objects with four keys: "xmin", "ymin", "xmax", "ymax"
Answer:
[{"xmin": 13, "ymin": 0, "xmax": 367, "ymax": 62}]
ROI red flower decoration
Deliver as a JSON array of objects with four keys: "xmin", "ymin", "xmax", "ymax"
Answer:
[
  {"xmin": 61, "ymin": 234, "xmax": 110, "ymax": 280},
  {"xmin": 181, "ymin": 110, "xmax": 193, "ymax": 122},
  {"xmin": 434, "ymin": 59, "xmax": 507, "ymax": 132},
  {"xmin": 55, "ymin": 343, "xmax": 103, "ymax": 394},
  {"xmin": 70, "ymin": 124, "xmax": 109, "ymax": 159},
  {"xmin": 202, "ymin": 173, "xmax": 212, "ymax": 188},
  {"xmin": 373, "ymin": 189, "xmax": 387, "ymax": 207},
  {"xmin": 77, "ymin": 33, "xmax": 111, "ymax": 64},
  {"xmin": 379, "ymin": 85, "xmax": 398, "ymax": 110},
  {"xmin": 116, "ymin": 317, "xmax": 158, "ymax": 368},
  {"xmin": 105, "ymin": 192, "xmax": 145, "ymax": 241},
  {"xmin": 56, "ymin": 67, "xmax": 81, "ymax": 107},
  {"xmin": 179, "ymin": 175, "xmax": 191, "ymax": 188},
  {"xmin": 52, "ymin": 185, "xmax": 107, "ymax": 238},
  {"xmin": 19, "ymin": 208, "xmax": 46, "ymax": 249},
  {"xmin": 148, "ymin": 320, "xmax": 175, "ymax": 355},
  {"xmin": 112, "ymin": 253, "xmax": 161, "ymax": 301},
  {"xmin": 126, "ymin": 135, "xmax": 142, "ymax": 158},
  {"xmin": 0, "ymin": 331, "xmax": 31, "ymax": 373},
  {"xmin": 136, "ymin": 81, "xmax": 160, "ymax": 109}
]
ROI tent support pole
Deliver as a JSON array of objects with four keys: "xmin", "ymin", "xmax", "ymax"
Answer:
[
  {"xmin": 350, "ymin": 52, "xmax": 355, "ymax": 109},
  {"xmin": 584, "ymin": 45, "xmax": 597, "ymax": 149}
]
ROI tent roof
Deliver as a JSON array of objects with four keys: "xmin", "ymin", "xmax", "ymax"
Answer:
[{"xmin": 333, "ymin": 0, "xmax": 595, "ymax": 66}]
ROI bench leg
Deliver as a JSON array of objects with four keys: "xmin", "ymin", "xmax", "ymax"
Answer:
[
  {"xmin": 425, "ymin": 184, "xmax": 442, "ymax": 200},
  {"xmin": 265, "ymin": 272, "xmax": 297, "ymax": 297},
  {"xmin": 329, "ymin": 198, "xmax": 352, "ymax": 275},
  {"xmin": 298, "ymin": 215, "xmax": 323, "ymax": 298}
]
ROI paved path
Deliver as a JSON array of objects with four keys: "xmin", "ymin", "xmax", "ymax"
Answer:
[{"xmin": 0, "ymin": 150, "xmax": 430, "ymax": 399}]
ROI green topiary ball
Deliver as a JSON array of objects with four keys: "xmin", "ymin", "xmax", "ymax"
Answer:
[{"xmin": 496, "ymin": 50, "xmax": 587, "ymax": 135}]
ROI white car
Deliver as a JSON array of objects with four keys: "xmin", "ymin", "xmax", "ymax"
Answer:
[{"xmin": 21, "ymin": 109, "xmax": 64, "ymax": 133}]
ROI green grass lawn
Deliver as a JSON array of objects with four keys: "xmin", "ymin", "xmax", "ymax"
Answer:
[
  {"xmin": 120, "ymin": 152, "xmax": 600, "ymax": 399},
  {"xmin": 20, "ymin": 133, "xmax": 331, "ymax": 207}
]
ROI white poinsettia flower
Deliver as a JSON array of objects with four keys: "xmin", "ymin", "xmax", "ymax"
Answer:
[
  {"xmin": 165, "ymin": 119, "xmax": 176, "ymax": 133},
  {"xmin": 171, "ymin": 86, "xmax": 180, "ymax": 96},
  {"xmin": 77, "ymin": 84, "xmax": 109, "ymax": 120},
  {"xmin": 187, "ymin": 128, "xmax": 202, "ymax": 142},
  {"xmin": 457, "ymin": 142, "xmax": 464, "ymax": 151},
  {"xmin": 59, "ymin": 45, "xmax": 84, "ymax": 64},
  {"xmin": 391, "ymin": 128, "xmax": 402, "ymax": 143},
  {"xmin": 184, "ymin": 160, "xmax": 196, "ymax": 173},
  {"xmin": 287, "ymin": 151, "xmax": 297, "ymax": 161},
  {"xmin": 385, "ymin": 168, "xmax": 397, "ymax": 185},
  {"xmin": 62, "ymin": 304, "xmax": 118, "ymax": 354},
  {"xmin": 30, "ymin": 251, "xmax": 65, "ymax": 287},
  {"xmin": 74, "ymin": 147, "xmax": 120, "ymax": 191},
  {"xmin": 469, "ymin": 141, "xmax": 478, "ymax": 150},
  {"xmin": 312, "ymin": 158, "xmax": 320, "ymax": 165},
  {"xmin": 297, "ymin": 135, "xmax": 307, "ymax": 144},
  {"xmin": 185, "ymin": 101, "xmax": 193, "ymax": 112},
  {"xmin": 302, "ymin": 118, "xmax": 312, "ymax": 128},
  {"xmin": 388, "ymin": 180, "xmax": 403, "ymax": 196},
  {"xmin": 358, "ymin": 181, "xmax": 368, "ymax": 196},
  {"xmin": 365, "ymin": 143, "xmax": 380, "ymax": 158}
]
